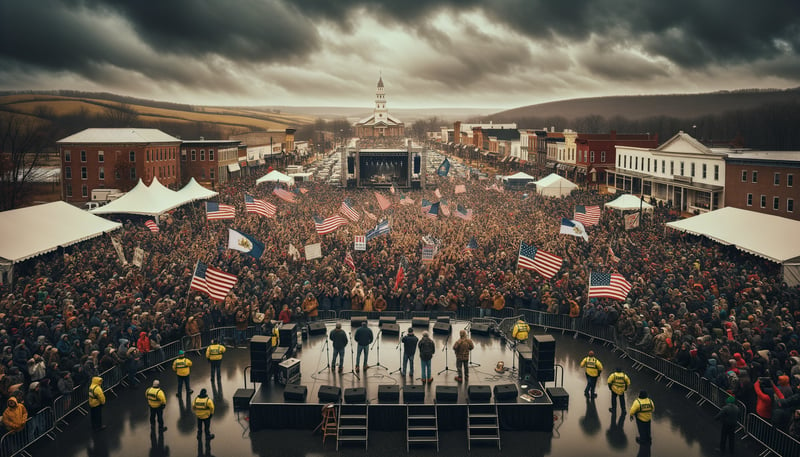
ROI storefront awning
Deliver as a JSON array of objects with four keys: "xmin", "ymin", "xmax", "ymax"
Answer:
[{"xmin": 227, "ymin": 163, "xmax": 241, "ymax": 172}]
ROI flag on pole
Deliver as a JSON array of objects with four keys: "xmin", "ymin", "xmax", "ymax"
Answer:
[
  {"xmin": 206, "ymin": 202, "xmax": 235, "ymax": 220},
  {"xmin": 455, "ymin": 204, "xmax": 473, "ymax": 221},
  {"xmin": 517, "ymin": 242, "xmax": 563, "ymax": 279},
  {"xmin": 365, "ymin": 219, "xmax": 391, "ymax": 241},
  {"xmin": 574, "ymin": 205, "xmax": 601, "ymax": 226},
  {"xmin": 340, "ymin": 198, "xmax": 360, "ymax": 221},
  {"xmin": 434, "ymin": 188, "xmax": 442, "ymax": 199},
  {"xmin": 245, "ymin": 193, "xmax": 277, "ymax": 218},
  {"xmin": 454, "ymin": 184, "xmax": 466, "ymax": 194},
  {"xmin": 227, "ymin": 229, "xmax": 265, "ymax": 258},
  {"xmin": 375, "ymin": 192, "xmax": 392, "ymax": 211},
  {"xmin": 559, "ymin": 218, "xmax": 589, "ymax": 241},
  {"xmin": 426, "ymin": 202, "xmax": 440, "ymax": 218},
  {"xmin": 394, "ymin": 257, "xmax": 408, "ymax": 290},
  {"xmin": 588, "ymin": 272, "xmax": 632, "ymax": 301},
  {"xmin": 436, "ymin": 158, "xmax": 451, "ymax": 176},
  {"xmin": 624, "ymin": 212, "xmax": 640, "ymax": 230},
  {"xmin": 314, "ymin": 214, "xmax": 348, "ymax": 235},
  {"xmin": 273, "ymin": 186, "xmax": 296, "ymax": 203},
  {"xmin": 463, "ymin": 237, "xmax": 478, "ymax": 253},
  {"xmin": 344, "ymin": 251, "xmax": 356, "ymax": 272},
  {"xmin": 421, "ymin": 199, "xmax": 432, "ymax": 213},
  {"xmin": 608, "ymin": 246, "xmax": 620, "ymax": 264},
  {"xmin": 189, "ymin": 262, "xmax": 238, "ymax": 302},
  {"xmin": 144, "ymin": 220, "xmax": 159, "ymax": 232}
]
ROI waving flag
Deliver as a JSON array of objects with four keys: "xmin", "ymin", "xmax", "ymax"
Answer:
[
  {"xmin": 560, "ymin": 218, "xmax": 588, "ymax": 241},
  {"xmin": 426, "ymin": 202, "xmax": 440, "ymax": 218},
  {"xmin": 455, "ymin": 204, "xmax": 473, "ymax": 221},
  {"xmin": 273, "ymin": 186, "xmax": 296, "ymax": 203},
  {"xmin": 608, "ymin": 246, "xmax": 620, "ymax": 264},
  {"xmin": 375, "ymin": 192, "xmax": 392, "ymax": 211},
  {"xmin": 464, "ymin": 237, "xmax": 478, "ymax": 253},
  {"xmin": 344, "ymin": 251, "xmax": 356, "ymax": 272},
  {"xmin": 624, "ymin": 212, "xmax": 640, "ymax": 230},
  {"xmin": 206, "ymin": 202, "xmax": 235, "ymax": 220},
  {"xmin": 588, "ymin": 272, "xmax": 632, "ymax": 301},
  {"xmin": 421, "ymin": 199, "xmax": 432, "ymax": 213},
  {"xmin": 365, "ymin": 219, "xmax": 391, "ymax": 241},
  {"xmin": 145, "ymin": 220, "xmax": 159, "ymax": 232},
  {"xmin": 394, "ymin": 257, "xmax": 408, "ymax": 290},
  {"xmin": 437, "ymin": 158, "xmax": 451, "ymax": 177},
  {"xmin": 421, "ymin": 244, "xmax": 436, "ymax": 263},
  {"xmin": 314, "ymin": 214, "xmax": 348, "ymax": 235},
  {"xmin": 245, "ymin": 193, "xmax": 277, "ymax": 218},
  {"xmin": 454, "ymin": 184, "xmax": 466, "ymax": 194},
  {"xmin": 340, "ymin": 198, "xmax": 360, "ymax": 221},
  {"xmin": 189, "ymin": 262, "xmax": 238, "ymax": 302},
  {"xmin": 574, "ymin": 205, "xmax": 601, "ymax": 226},
  {"xmin": 517, "ymin": 242, "xmax": 563, "ymax": 279},
  {"xmin": 227, "ymin": 229, "xmax": 265, "ymax": 258}
]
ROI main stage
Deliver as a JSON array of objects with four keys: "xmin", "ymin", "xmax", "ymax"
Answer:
[{"xmin": 246, "ymin": 319, "xmax": 557, "ymax": 433}]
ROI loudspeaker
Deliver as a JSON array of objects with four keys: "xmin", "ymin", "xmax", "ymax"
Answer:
[
  {"xmin": 344, "ymin": 387, "xmax": 366, "ymax": 403},
  {"xmin": 413, "ymin": 155, "xmax": 420, "ymax": 173},
  {"xmin": 351, "ymin": 316, "xmax": 368, "ymax": 327},
  {"xmin": 411, "ymin": 317, "xmax": 429, "ymax": 328},
  {"xmin": 532, "ymin": 334, "xmax": 556, "ymax": 382},
  {"xmin": 379, "ymin": 316, "xmax": 397, "ymax": 326},
  {"xmin": 435, "ymin": 316, "xmax": 450, "ymax": 323},
  {"xmin": 435, "ymin": 385, "xmax": 458, "ymax": 403},
  {"xmin": 433, "ymin": 322, "xmax": 452, "ymax": 335},
  {"xmin": 381, "ymin": 323, "xmax": 400, "ymax": 335},
  {"xmin": 403, "ymin": 385, "xmax": 425, "ymax": 403},
  {"xmin": 283, "ymin": 383, "xmax": 307, "ymax": 402},
  {"xmin": 470, "ymin": 323, "xmax": 491, "ymax": 336},
  {"xmin": 318, "ymin": 385, "xmax": 341, "ymax": 403},
  {"xmin": 547, "ymin": 387, "xmax": 570, "ymax": 409},
  {"xmin": 279, "ymin": 323, "xmax": 298, "ymax": 348},
  {"xmin": 378, "ymin": 384, "xmax": 400, "ymax": 403},
  {"xmin": 307, "ymin": 321, "xmax": 327, "ymax": 335},
  {"xmin": 517, "ymin": 346, "xmax": 534, "ymax": 381},
  {"xmin": 347, "ymin": 157, "xmax": 355, "ymax": 174},
  {"xmin": 250, "ymin": 335, "xmax": 272, "ymax": 352},
  {"xmin": 233, "ymin": 388, "xmax": 255, "ymax": 410},
  {"xmin": 467, "ymin": 385, "xmax": 492, "ymax": 403},
  {"xmin": 250, "ymin": 335, "xmax": 273, "ymax": 383},
  {"xmin": 493, "ymin": 384, "xmax": 518, "ymax": 402}
]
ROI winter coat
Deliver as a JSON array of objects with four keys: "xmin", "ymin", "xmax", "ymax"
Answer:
[
  {"xmin": 1, "ymin": 397, "xmax": 27, "ymax": 433},
  {"xmin": 88, "ymin": 376, "xmax": 106, "ymax": 408}
]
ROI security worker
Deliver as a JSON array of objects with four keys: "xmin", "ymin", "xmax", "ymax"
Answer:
[
  {"xmin": 629, "ymin": 390, "xmax": 655, "ymax": 444},
  {"xmin": 192, "ymin": 388, "xmax": 215, "ymax": 441},
  {"xmin": 172, "ymin": 350, "xmax": 193, "ymax": 397},
  {"xmin": 607, "ymin": 367, "xmax": 631, "ymax": 414},
  {"xmin": 88, "ymin": 376, "xmax": 106, "ymax": 432},
  {"xmin": 580, "ymin": 350, "xmax": 603, "ymax": 398},
  {"xmin": 511, "ymin": 319, "xmax": 530, "ymax": 343},
  {"xmin": 145, "ymin": 379, "xmax": 167, "ymax": 432},
  {"xmin": 205, "ymin": 339, "xmax": 226, "ymax": 382}
]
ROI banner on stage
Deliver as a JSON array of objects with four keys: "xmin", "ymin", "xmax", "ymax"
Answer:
[
  {"xmin": 354, "ymin": 235, "xmax": 366, "ymax": 251},
  {"xmin": 110, "ymin": 236, "xmax": 127, "ymax": 265},
  {"xmin": 305, "ymin": 243, "xmax": 322, "ymax": 260},
  {"xmin": 132, "ymin": 247, "xmax": 145, "ymax": 268}
]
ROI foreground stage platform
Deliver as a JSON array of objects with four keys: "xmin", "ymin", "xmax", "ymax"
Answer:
[{"xmin": 247, "ymin": 319, "xmax": 556, "ymax": 432}]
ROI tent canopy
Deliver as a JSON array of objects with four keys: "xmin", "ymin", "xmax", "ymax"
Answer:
[
  {"xmin": 502, "ymin": 171, "xmax": 535, "ymax": 181},
  {"xmin": 533, "ymin": 173, "xmax": 577, "ymax": 198},
  {"xmin": 666, "ymin": 207, "xmax": 800, "ymax": 286},
  {"xmin": 256, "ymin": 170, "xmax": 294, "ymax": 186},
  {"xmin": 91, "ymin": 177, "xmax": 186, "ymax": 216},
  {"xmin": 605, "ymin": 194, "xmax": 654, "ymax": 212},
  {"xmin": 176, "ymin": 178, "xmax": 218, "ymax": 202},
  {"xmin": 0, "ymin": 201, "xmax": 121, "ymax": 263}
]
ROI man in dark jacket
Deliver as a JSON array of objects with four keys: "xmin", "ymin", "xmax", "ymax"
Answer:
[
  {"xmin": 714, "ymin": 396, "xmax": 739, "ymax": 454},
  {"xmin": 329, "ymin": 322, "xmax": 348, "ymax": 374},
  {"xmin": 401, "ymin": 328, "xmax": 418, "ymax": 378},
  {"xmin": 354, "ymin": 322, "xmax": 373, "ymax": 371},
  {"xmin": 418, "ymin": 332, "xmax": 435, "ymax": 383}
]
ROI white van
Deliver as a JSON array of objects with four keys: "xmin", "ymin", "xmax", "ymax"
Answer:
[{"xmin": 91, "ymin": 188, "xmax": 122, "ymax": 203}]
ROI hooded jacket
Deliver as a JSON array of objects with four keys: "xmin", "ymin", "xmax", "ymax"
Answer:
[
  {"xmin": 2, "ymin": 397, "xmax": 27, "ymax": 433},
  {"xmin": 88, "ymin": 376, "xmax": 106, "ymax": 408}
]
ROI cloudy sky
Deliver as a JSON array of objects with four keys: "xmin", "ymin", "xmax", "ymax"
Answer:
[{"xmin": 1, "ymin": 0, "xmax": 798, "ymax": 110}]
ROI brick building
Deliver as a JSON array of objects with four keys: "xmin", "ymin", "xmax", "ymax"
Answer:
[
  {"xmin": 725, "ymin": 151, "xmax": 800, "ymax": 221},
  {"xmin": 354, "ymin": 77, "xmax": 405, "ymax": 138},
  {"xmin": 179, "ymin": 139, "xmax": 241, "ymax": 188},
  {"xmin": 575, "ymin": 131, "xmax": 659, "ymax": 188}
]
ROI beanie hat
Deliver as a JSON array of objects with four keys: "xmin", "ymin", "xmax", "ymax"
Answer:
[
  {"xmin": 178, "ymin": 350, "xmax": 184, "ymax": 356},
  {"xmin": 199, "ymin": 388, "xmax": 208, "ymax": 397},
  {"xmin": 153, "ymin": 380, "xmax": 160, "ymax": 387},
  {"xmin": 725, "ymin": 396, "xmax": 736, "ymax": 404}
]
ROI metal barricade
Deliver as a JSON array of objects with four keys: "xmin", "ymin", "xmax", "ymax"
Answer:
[
  {"xmin": 746, "ymin": 413, "xmax": 787, "ymax": 457},
  {"xmin": 318, "ymin": 310, "xmax": 337, "ymax": 321}
]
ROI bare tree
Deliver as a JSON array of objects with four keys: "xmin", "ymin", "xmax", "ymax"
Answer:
[
  {"xmin": 102, "ymin": 102, "xmax": 139, "ymax": 127},
  {"xmin": 0, "ymin": 113, "xmax": 52, "ymax": 210}
]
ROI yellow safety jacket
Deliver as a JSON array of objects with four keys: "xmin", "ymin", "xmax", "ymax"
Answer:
[
  {"xmin": 88, "ymin": 377, "xmax": 106, "ymax": 408},
  {"xmin": 205, "ymin": 344, "xmax": 226, "ymax": 361},
  {"xmin": 607, "ymin": 371, "xmax": 631, "ymax": 395},
  {"xmin": 630, "ymin": 398, "xmax": 655, "ymax": 422},
  {"xmin": 512, "ymin": 321, "xmax": 530, "ymax": 341},
  {"xmin": 580, "ymin": 356, "xmax": 603, "ymax": 377},
  {"xmin": 172, "ymin": 356, "xmax": 192, "ymax": 377},
  {"xmin": 271, "ymin": 327, "xmax": 279, "ymax": 348},
  {"xmin": 192, "ymin": 396, "xmax": 215, "ymax": 419},
  {"xmin": 146, "ymin": 387, "xmax": 166, "ymax": 408}
]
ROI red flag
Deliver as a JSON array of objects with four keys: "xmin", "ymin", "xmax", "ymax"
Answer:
[
  {"xmin": 344, "ymin": 251, "xmax": 356, "ymax": 272},
  {"xmin": 393, "ymin": 257, "xmax": 407, "ymax": 291}
]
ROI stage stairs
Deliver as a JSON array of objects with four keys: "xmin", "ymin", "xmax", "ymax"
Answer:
[
  {"xmin": 337, "ymin": 404, "xmax": 368, "ymax": 450},
  {"xmin": 406, "ymin": 404, "xmax": 439, "ymax": 451},
  {"xmin": 467, "ymin": 403, "xmax": 501, "ymax": 450}
]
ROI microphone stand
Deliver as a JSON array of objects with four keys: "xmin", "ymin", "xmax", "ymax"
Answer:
[
  {"xmin": 316, "ymin": 337, "xmax": 331, "ymax": 374},
  {"xmin": 371, "ymin": 329, "xmax": 388, "ymax": 371},
  {"xmin": 437, "ymin": 333, "xmax": 458, "ymax": 375},
  {"xmin": 467, "ymin": 322, "xmax": 481, "ymax": 367},
  {"xmin": 343, "ymin": 330, "xmax": 360, "ymax": 380},
  {"xmin": 389, "ymin": 332, "xmax": 404, "ymax": 375}
]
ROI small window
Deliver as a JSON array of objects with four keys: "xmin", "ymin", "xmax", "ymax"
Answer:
[
  {"xmin": 680, "ymin": 162, "xmax": 685, "ymax": 176},
  {"xmin": 65, "ymin": 183, "xmax": 72, "ymax": 197},
  {"xmin": 147, "ymin": 150, "xmax": 151, "ymax": 162},
  {"xmin": 661, "ymin": 160, "xmax": 665, "ymax": 174},
  {"xmin": 181, "ymin": 149, "xmax": 187, "ymax": 162},
  {"xmin": 191, "ymin": 149, "xmax": 196, "ymax": 161},
  {"xmin": 741, "ymin": 170, "xmax": 747, "ymax": 182},
  {"xmin": 746, "ymin": 193, "xmax": 752, "ymax": 206},
  {"xmin": 209, "ymin": 149, "xmax": 215, "ymax": 161},
  {"xmin": 773, "ymin": 197, "xmax": 780, "ymax": 210},
  {"xmin": 98, "ymin": 166, "xmax": 104, "ymax": 180},
  {"xmin": 702, "ymin": 164, "xmax": 707, "ymax": 179},
  {"xmin": 635, "ymin": 157, "xmax": 638, "ymax": 170},
  {"xmin": 647, "ymin": 158, "xmax": 650, "ymax": 172},
  {"xmin": 670, "ymin": 161, "xmax": 674, "ymax": 175},
  {"xmin": 714, "ymin": 165, "xmax": 719, "ymax": 181},
  {"xmin": 81, "ymin": 167, "xmax": 87, "ymax": 180},
  {"xmin": 760, "ymin": 195, "xmax": 766, "ymax": 208},
  {"xmin": 788, "ymin": 174, "xmax": 794, "ymax": 187},
  {"xmin": 752, "ymin": 171, "xmax": 758, "ymax": 183},
  {"xmin": 129, "ymin": 151, "xmax": 136, "ymax": 162},
  {"xmin": 600, "ymin": 151, "xmax": 606, "ymax": 162},
  {"xmin": 65, "ymin": 166, "xmax": 72, "ymax": 179},
  {"xmin": 774, "ymin": 173, "xmax": 780, "ymax": 186},
  {"xmin": 130, "ymin": 168, "xmax": 137, "ymax": 180},
  {"xmin": 80, "ymin": 150, "xmax": 87, "ymax": 162},
  {"xmin": 210, "ymin": 168, "xmax": 215, "ymax": 180},
  {"xmin": 690, "ymin": 162, "xmax": 695, "ymax": 177},
  {"xmin": 64, "ymin": 150, "xmax": 71, "ymax": 162},
  {"xmin": 98, "ymin": 151, "xmax": 104, "ymax": 163},
  {"xmin": 788, "ymin": 199, "xmax": 794, "ymax": 213},
  {"xmin": 81, "ymin": 184, "xmax": 88, "ymax": 198},
  {"xmin": 200, "ymin": 149, "xmax": 205, "ymax": 161}
]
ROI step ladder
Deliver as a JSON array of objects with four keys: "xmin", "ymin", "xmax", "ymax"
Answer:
[
  {"xmin": 406, "ymin": 404, "xmax": 439, "ymax": 452},
  {"xmin": 337, "ymin": 404, "xmax": 368, "ymax": 450},
  {"xmin": 467, "ymin": 403, "xmax": 501, "ymax": 450}
]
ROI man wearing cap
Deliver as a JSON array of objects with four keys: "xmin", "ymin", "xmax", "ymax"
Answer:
[
  {"xmin": 354, "ymin": 321, "xmax": 374, "ymax": 371},
  {"xmin": 714, "ymin": 396, "xmax": 739, "ymax": 454},
  {"xmin": 172, "ymin": 350, "xmax": 193, "ymax": 397},
  {"xmin": 580, "ymin": 350, "xmax": 603, "ymax": 398},
  {"xmin": 329, "ymin": 322, "xmax": 348, "ymax": 373},
  {"xmin": 401, "ymin": 327, "xmax": 418, "ymax": 378},
  {"xmin": 192, "ymin": 388, "xmax": 215, "ymax": 441},
  {"xmin": 607, "ymin": 367, "xmax": 631, "ymax": 414},
  {"xmin": 629, "ymin": 390, "xmax": 655, "ymax": 444},
  {"xmin": 205, "ymin": 339, "xmax": 226, "ymax": 383},
  {"xmin": 145, "ymin": 380, "xmax": 167, "ymax": 432}
]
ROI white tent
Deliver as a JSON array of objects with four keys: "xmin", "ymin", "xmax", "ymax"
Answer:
[
  {"xmin": 176, "ymin": 178, "xmax": 218, "ymax": 202},
  {"xmin": 666, "ymin": 207, "xmax": 800, "ymax": 286},
  {"xmin": 532, "ymin": 173, "xmax": 577, "ymax": 197},
  {"xmin": 91, "ymin": 177, "xmax": 187, "ymax": 216},
  {"xmin": 502, "ymin": 171, "xmax": 536, "ymax": 181},
  {"xmin": 605, "ymin": 194, "xmax": 654, "ymax": 212},
  {"xmin": 256, "ymin": 170, "xmax": 294, "ymax": 186},
  {"xmin": 0, "ymin": 201, "xmax": 121, "ymax": 263}
]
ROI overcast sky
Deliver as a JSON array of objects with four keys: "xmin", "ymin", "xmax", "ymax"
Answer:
[{"xmin": 1, "ymin": 0, "xmax": 798, "ymax": 110}]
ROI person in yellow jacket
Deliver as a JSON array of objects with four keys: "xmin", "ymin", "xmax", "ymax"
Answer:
[
  {"xmin": 205, "ymin": 339, "xmax": 226, "ymax": 383},
  {"xmin": 88, "ymin": 376, "xmax": 106, "ymax": 431},
  {"xmin": 192, "ymin": 388, "xmax": 215, "ymax": 441},
  {"xmin": 580, "ymin": 350, "xmax": 603, "ymax": 398},
  {"xmin": 511, "ymin": 319, "xmax": 530, "ymax": 344},
  {"xmin": 607, "ymin": 367, "xmax": 631, "ymax": 414},
  {"xmin": 172, "ymin": 350, "xmax": 193, "ymax": 397},
  {"xmin": 145, "ymin": 379, "xmax": 167, "ymax": 432},
  {"xmin": 1, "ymin": 397, "xmax": 27, "ymax": 434},
  {"xmin": 629, "ymin": 390, "xmax": 655, "ymax": 444}
]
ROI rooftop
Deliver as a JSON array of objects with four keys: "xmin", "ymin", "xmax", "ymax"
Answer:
[{"xmin": 57, "ymin": 128, "xmax": 180, "ymax": 144}]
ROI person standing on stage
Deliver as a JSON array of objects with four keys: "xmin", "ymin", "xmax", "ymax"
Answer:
[
  {"xmin": 714, "ymin": 396, "xmax": 739, "ymax": 454},
  {"xmin": 418, "ymin": 332, "xmax": 435, "ymax": 384},
  {"xmin": 629, "ymin": 390, "xmax": 655, "ymax": 444},
  {"xmin": 453, "ymin": 329, "xmax": 474, "ymax": 382},
  {"xmin": 172, "ymin": 350, "xmax": 193, "ymax": 397},
  {"xmin": 607, "ymin": 367, "xmax": 631, "ymax": 414},
  {"xmin": 145, "ymin": 379, "xmax": 167, "ymax": 433},
  {"xmin": 580, "ymin": 350, "xmax": 603, "ymax": 398},
  {"xmin": 205, "ymin": 339, "xmax": 226, "ymax": 383},
  {"xmin": 354, "ymin": 321, "xmax": 373, "ymax": 371},
  {"xmin": 330, "ymin": 322, "xmax": 348, "ymax": 373},
  {"xmin": 192, "ymin": 388, "xmax": 215, "ymax": 441},
  {"xmin": 401, "ymin": 327, "xmax": 418, "ymax": 378},
  {"xmin": 511, "ymin": 318, "xmax": 530, "ymax": 344}
]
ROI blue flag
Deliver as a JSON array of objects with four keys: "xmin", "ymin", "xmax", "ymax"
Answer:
[
  {"xmin": 366, "ymin": 219, "xmax": 391, "ymax": 241},
  {"xmin": 227, "ymin": 228, "xmax": 265, "ymax": 258},
  {"xmin": 437, "ymin": 158, "xmax": 451, "ymax": 177}
]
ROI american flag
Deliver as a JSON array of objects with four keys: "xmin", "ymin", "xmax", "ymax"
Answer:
[
  {"xmin": 273, "ymin": 187, "xmax": 296, "ymax": 203},
  {"xmin": 574, "ymin": 205, "xmax": 601, "ymax": 226},
  {"xmin": 365, "ymin": 219, "xmax": 391, "ymax": 241},
  {"xmin": 421, "ymin": 244, "xmax": 436, "ymax": 262},
  {"xmin": 144, "ymin": 220, "xmax": 159, "ymax": 232},
  {"xmin": 454, "ymin": 184, "xmax": 466, "ymax": 194},
  {"xmin": 340, "ymin": 198, "xmax": 360, "ymax": 221},
  {"xmin": 375, "ymin": 192, "xmax": 392, "ymax": 211},
  {"xmin": 455, "ymin": 204, "xmax": 473, "ymax": 221},
  {"xmin": 206, "ymin": 202, "xmax": 236, "ymax": 220},
  {"xmin": 394, "ymin": 257, "xmax": 407, "ymax": 290},
  {"xmin": 314, "ymin": 214, "xmax": 348, "ymax": 235},
  {"xmin": 517, "ymin": 242, "xmax": 563, "ymax": 279},
  {"xmin": 344, "ymin": 251, "xmax": 356, "ymax": 271},
  {"xmin": 245, "ymin": 193, "xmax": 276, "ymax": 218},
  {"xmin": 463, "ymin": 237, "xmax": 478, "ymax": 253},
  {"xmin": 588, "ymin": 272, "xmax": 632, "ymax": 301},
  {"xmin": 189, "ymin": 262, "xmax": 238, "ymax": 302}
]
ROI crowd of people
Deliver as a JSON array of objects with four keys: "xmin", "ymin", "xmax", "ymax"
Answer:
[{"xmin": 0, "ymin": 151, "xmax": 798, "ymax": 441}]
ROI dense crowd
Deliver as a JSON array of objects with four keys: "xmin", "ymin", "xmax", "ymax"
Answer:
[{"xmin": 1, "ymin": 154, "xmax": 799, "ymax": 438}]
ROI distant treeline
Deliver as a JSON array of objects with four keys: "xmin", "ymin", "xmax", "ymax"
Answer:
[{"xmin": 0, "ymin": 89, "xmax": 198, "ymax": 113}]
